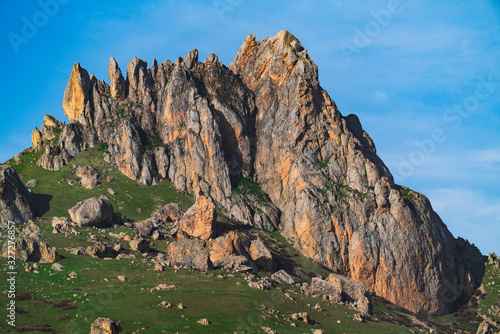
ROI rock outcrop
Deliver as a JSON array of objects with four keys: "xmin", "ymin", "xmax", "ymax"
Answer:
[
  {"xmin": 0, "ymin": 165, "xmax": 34, "ymax": 226},
  {"xmin": 308, "ymin": 274, "xmax": 373, "ymax": 315},
  {"xmin": 63, "ymin": 63, "xmax": 91, "ymax": 122},
  {"xmin": 26, "ymin": 31, "xmax": 484, "ymax": 315},
  {"xmin": 90, "ymin": 317, "xmax": 122, "ymax": 334},
  {"xmin": 68, "ymin": 195, "xmax": 114, "ymax": 227},
  {"xmin": 1, "ymin": 238, "xmax": 61, "ymax": 263},
  {"xmin": 109, "ymin": 57, "xmax": 126, "ymax": 101},
  {"xmin": 166, "ymin": 239, "xmax": 210, "ymax": 271},
  {"xmin": 209, "ymin": 231, "xmax": 244, "ymax": 264},
  {"xmin": 51, "ymin": 217, "xmax": 79, "ymax": 235},
  {"xmin": 229, "ymin": 31, "xmax": 483, "ymax": 314},
  {"xmin": 31, "ymin": 127, "xmax": 43, "ymax": 148},
  {"xmin": 71, "ymin": 165, "xmax": 101, "ymax": 189},
  {"xmin": 246, "ymin": 239, "xmax": 274, "ymax": 272},
  {"xmin": 178, "ymin": 196, "xmax": 216, "ymax": 241}
]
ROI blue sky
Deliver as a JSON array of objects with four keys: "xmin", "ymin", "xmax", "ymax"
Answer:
[{"xmin": 0, "ymin": 0, "xmax": 499, "ymax": 254}]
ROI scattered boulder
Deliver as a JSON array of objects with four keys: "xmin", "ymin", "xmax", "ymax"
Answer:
[
  {"xmin": 107, "ymin": 188, "xmax": 117, "ymax": 195},
  {"xmin": 90, "ymin": 317, "xmax": 122, "ymax": 334},
  {"xmin": 150, "ymin": 283, "xmax": 177, "ymax": 292},
  {"xmin": 151, "ymin": 203, "xmax": 186, "ymax": 223},
  {"xmin": 51, "ymin": 263, "xmax": 64, "ymax": 271},
  {"xmin": 106, "ymin": 176, "xmax": 115, "ymax": 183},
  {"xmin": 159, "ymin": 301, "xmax": 173, "ymax": 308},
  {"xmin": 52, "ymin": 217, "xmax": 79, "ymax": 235},
  {"xmin": 161, "ymin": 203, "xmax": 186, "ymax": 221},
  {"xmin": 85, "ymin": 241, "xmax": 117, "ymax": 258},
  {"xmin": 178, "ymin": 196, "xmax": 216, "ymax": 241},
  {"xmin": 68, "ymin": 195, "xmax": 114, "ymax": 227},
  {"xmin": 166, "ymin": 239, "xmax": 210, "ymax": 271},
  {"xmin": 246, "ymin": 239, "xmax": 274, "ymax": 272},
  {"xmin": 308, "ymin": 273, "xmax": 373, "ymax": 314},
  {"xmin": 248, "ymin": 277, "xmax": 272, "ymax": 290},
  {"xmin": 129, "ymin": 238, "xmax": 150, "ymax": 253},
  {"xmin": 68, "ymin": 179, "xmax": 79, "ymax": 186},
  {"xmin": 13, "ymin": 153, "xmax": 23, "ymax": 164},
  {"xmin": 72, "ymin": 165, "xmax": 101, "ymax": 189},
  {"xmin": 271, "ymin": 270, "xmax": 295, "ymax": 285},
  {"xmin": 213, "ymin": 256, "xmax": 251, "ymax": 271},
  {"xmin": 134, "ymin": 221, "xmax": 154, "ymax": 238},
  {"xmin": 290, "ymin": 312, "xmax": 311, "ymax": 324},
  {"xmin": 197, "ymin": 318, "xmax": 210, "ymax": 326},
  {"xmin": 210, "ymin": 231, "xmax": 245, "ymax": 265},
  {"xmin": 1, "ymin": 238, "xmax": 61, "ymax": 263},
  {"xmin": 25, "ymin": 179, "xmax": 39, "ymax": 188},
  {"xmin": 20, "ymin": 220, "xmax": 41, "ymax": 240},
  {"xmin": 109, "ymin": 232, "xmax": 129, "ymax": 240}
]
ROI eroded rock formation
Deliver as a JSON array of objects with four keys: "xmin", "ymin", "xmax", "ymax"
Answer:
[
  {"xmin": 0, "ymin": 165, "xmax": 34, "ymax": 226},
  {"xmin": 26, "ymin": 30, "xmax": 484, "ymax": 315}
]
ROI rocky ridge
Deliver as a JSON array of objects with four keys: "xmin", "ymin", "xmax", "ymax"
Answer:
[{"xmin": 25, "ymin": 31, "xmax": 484, "ymax": 315}]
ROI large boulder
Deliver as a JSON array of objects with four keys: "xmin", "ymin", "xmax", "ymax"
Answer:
[
  {"xmin": 246, "ymin": 239, "xmax": 274, "ymax": 272},
  {"xmin": 68, "ymin": 196, "xmax": 114, "ymax": 227},
  {"xmin": 308, "ymin": 273, "xmax": 373, "ymax": 315},
  {"xmin": 271, "ymin": 270, "xmax": 295, "ymax": 285},
  {"xmin": 90, "ymin": 317, "xmax": 122, "ymax": 334},
  {"xmin": 178, "ymin": 196, "xmax": 216, "ymax": 241},
  {"xmin": 210, "ymin": 231, "xmax": 245, "ymax": 267},
  {"xmin": 1, "ymin": 238, "xmax": 61, "ymax": 263},
  {"xmin": 52, "ymin": 217, "xmax": 79, "ymax": 235},
  {"xmin": 134, "ymin": 220, "xmax": 154, "ymax": 238},
  {"xmin": 0, "ymin": 165, "xmax": 34, "ymax": 227},
  {"xmin": 20, "ymin": 220, "xmax": 40, "ymax": 240},
  {"xmin": 210, "ymin": 231, "xmax": 255, "ymax": 270},
  {"xmin": 85, "ymin": 241, "xmax": 117, "ymax": 258},
  {"xmin": 129, "ymin": 238, "xmax": 150, "ymax": 253},
  {"xmin": 166, "ymin": 239, "xmax": 210, "ymax": 271},
  {"xmin": 151, "ymin": 203, "xmax": 186, "ymax": 223}
]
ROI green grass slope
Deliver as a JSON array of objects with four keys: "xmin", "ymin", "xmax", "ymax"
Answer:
[
  {"xmin": 6, "ymin": 146, "xmax": 193, "ymax": 221},
  {"xmin": 0, "ymin": 147, "xmax": 496, "ymax": 333}
]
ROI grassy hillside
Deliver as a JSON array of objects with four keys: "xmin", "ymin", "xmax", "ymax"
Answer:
[
  {"xmin": 0, "ymin": 147, "xmax": 496, "ymax": 333},
  {"xmin": 0, "ymin": 222, "xmax": 413, "ymax": 333},
  {"xmin": 6, "ymin": 146, "xmax": 193, "ymax": 221}
]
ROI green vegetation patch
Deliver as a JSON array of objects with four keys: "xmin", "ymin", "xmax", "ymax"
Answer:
[{"xmin": 7, "ymin": 146, "xmax": 193, "ymax": 221}]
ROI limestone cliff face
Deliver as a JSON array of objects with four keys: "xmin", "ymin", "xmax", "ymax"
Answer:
[
  {"xmin": 0, "ymin": 165, "xmax": 34, "ymax": 226},
  {"xmin": 29, "ymin": 31, "xmax": 483, "ymax": 315}
]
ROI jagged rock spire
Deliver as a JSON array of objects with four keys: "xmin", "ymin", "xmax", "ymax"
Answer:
[{"xmin": 109, "ymin": 57, "xmax": 126, "ymax": 101}]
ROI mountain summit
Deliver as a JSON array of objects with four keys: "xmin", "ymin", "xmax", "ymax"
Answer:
[{"xmin": 25, "ymin": 30, "xmax": 483, "ymax": 315}]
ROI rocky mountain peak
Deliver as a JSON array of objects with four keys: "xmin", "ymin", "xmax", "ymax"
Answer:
[{"xmin": 23, "ymin": 31, "xmax": 484, "ymax": 315}]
